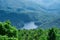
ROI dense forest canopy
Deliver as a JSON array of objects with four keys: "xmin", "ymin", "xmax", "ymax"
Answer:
[{"xmin": 0, "ymin": 20, "xmax": 60, "ymax": 40}]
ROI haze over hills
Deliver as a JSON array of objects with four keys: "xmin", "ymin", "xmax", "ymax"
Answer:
[{"xmin": 0, "ymin": 0, "xmax": 60, "ymax": 29}]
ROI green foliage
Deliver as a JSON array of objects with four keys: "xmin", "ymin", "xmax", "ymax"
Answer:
[
  {"xmin": 0, "ymin": 35, "xmax": 8, "ymax": 40},
  {"xmin": 47, "ymin": 28, "xmax": 56, "ymax": 40},
  {"xmin": 0, "ymin": 20, "xmax": 17, "ymax": 37},
  {"xmin": 0, "ymin": 35, "xmax": 18, "ymax": 40},
  {"xmin": 0, "ymin": 21, "xmax": 60, "ymax": 40}
]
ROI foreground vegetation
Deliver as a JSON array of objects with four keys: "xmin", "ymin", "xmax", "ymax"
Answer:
[{"xmin": 0, "ymin": 20, "xmax": 60, "ymax": 40}]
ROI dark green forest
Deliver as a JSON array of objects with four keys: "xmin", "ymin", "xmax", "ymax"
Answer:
[{"xmin": 0, "ymin": 20, "xmax": 60, "ymax": 40}]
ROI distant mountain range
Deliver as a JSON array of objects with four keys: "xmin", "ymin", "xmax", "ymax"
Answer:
[
  {"xmin": 0, "ymin": 0, "xmax": 60, "ymax": 29},
  {"xmin": 0, "ymin": 10, "xmax": 60, "ymax": 29}
]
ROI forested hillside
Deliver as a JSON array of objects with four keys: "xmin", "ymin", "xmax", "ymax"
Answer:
[{"xmin": 0, "ymin": 20, "xmax": 60, "ymax": 40}]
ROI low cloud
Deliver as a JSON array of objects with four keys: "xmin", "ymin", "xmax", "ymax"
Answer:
[{"xmin": 22, "ymin": 22, "xmax": 38, "ymax": 29}]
